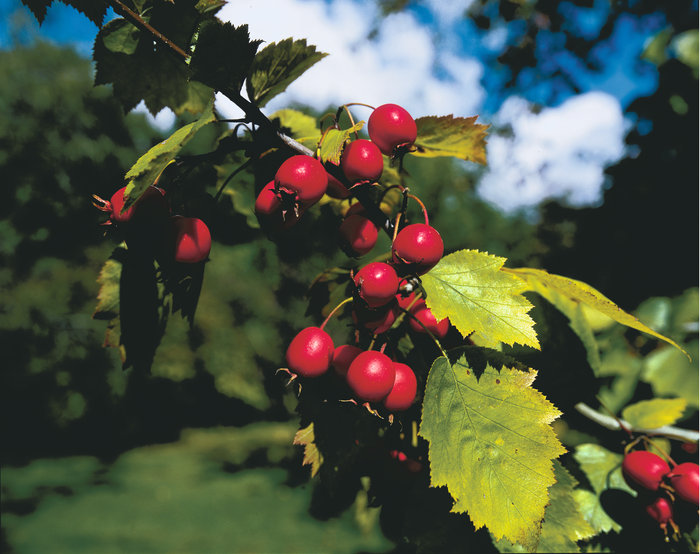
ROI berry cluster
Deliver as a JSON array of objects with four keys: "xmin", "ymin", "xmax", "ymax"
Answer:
[
  {"xmin": 267, "ymin": 103, "xmax": 450, "ymax": 415},
  {"xmin": 93, "ymin": 185, "xmax": 211, "ymax": 263},
  {"xmin": 622, "ymin": 448, "xmax": 699, "ymax": 537}
]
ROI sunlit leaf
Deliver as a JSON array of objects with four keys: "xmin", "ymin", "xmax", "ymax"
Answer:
[
  {"xmin": 413, "ymin": 115, "xmax": 489, "ymax": 164},
  {"xmin": 573, "ymin": 489, "xmax": 621, "ymax": 534},
  {"xmin": 504, "ymin": 267, "xmax": 689, "ymax": 359},
  {"xmin": 621, "ymin": 398, "xmax": 687, "ymax": 429},
  {"xmin": 641, "ymin": 341, "xmax": 699, "ymax": 409},
  {"xmin": 247, "ymin": 38, "xmax": 327, "ymax": 107},
  {"xmin": 573, "ymin": 444, "xmax": 635, "ymax": 497},
  {"xmin": 93, "ymin": 255, "xmax": 122, "ymax": 321},
  {"xmin": 319, "ymin": 122, "xmax": 364, "ymax": 165},
  {"xmin": 270, "ymin": 109, "xmax": 321, "ymax": 150},
  {"xmin": 422, "ymin": 250, "xmax": 539, "ymax": 349},
  {"xmin": 293, "ymin": 423, "xmax": 323, "ymax": 477},
  {"xmin": 419, "ymin": 355, "xmax": 565, "ymax": 548}
]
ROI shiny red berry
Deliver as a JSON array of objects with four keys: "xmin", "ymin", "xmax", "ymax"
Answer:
[
  {"xmin": 274, "ymin": 155, "xmax": 328, "ymax": 207},
  {"xmin": 346, "ymin": 350, "xmax": 396, "ymax": 402},
  {"xmin": 340, "ymin": 139, "xmax": 383, "ymax": 183},
  {"xmin": 383, "ymin": 362, "xmax": 417, "ymax": 412},
  {"xmin": 169, "ymin": 216, "xmax": 211, "ymax": 263},
  {"xmin": 622, "ymin": 450, "xmax": 670, "ymax": 492},
  {"xmin": 645, "ymin": 496, "xmax": 674, "ymax": 528},
  {"xmin": 392, "ymin": 223, "xmax": 444, "ymax": 275},
  {"xmin": 409, "ymin": 305, "xmax": 449, "ymax": 338},
  {"xmin": 354, "ymin": 262, "xmax": 400, "ymax": 308},
  {"xmin": 352, "ymin": 300, "xmax": 399, "ymax": 335},
  {"xmin": 331, "ymin": 344, "xmax": 363, "ymax": 377},
  {"xmin": 339, "ymin": 214, "xmax": 378, "ymax": 256},
  {"xmin": 109, "ymin": 185, "xmax": 169, "ymax": 225},
  {"xmin": 285, "ymin": 326, "xmax": 334, "ymax": 378},
  {"xmin": 368, "ymin": 103, "xmax": 417, "ymax": 156},
  {"xmin": 255, "ymin": 181, "xmax": 302, "ymax": 229},
  {"xmin": 325, "ymin": 172, "xmax": 350, "ymax": 199},
  {"xmin": 667, "ymin": 462, "xmax": 699, "ymax": 505}
]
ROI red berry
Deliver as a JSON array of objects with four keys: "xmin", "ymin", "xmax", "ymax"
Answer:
[
  {"xmin": 346, "ymin": 350, "xmax": 396, "ymax": 402},
  {"xmin": 392, "ymin": 223, "xmax": 444, "ymax": 275},
  {"xmin": 345, "ymin": 202, "xmax": 367, "ymax": 218},
  {"xmin": 368, "ymin": 103, "xmax": 417, "ymax": 156},
  {"xmin": 340, "ymin": 139, "xmax": 383, "ymax": 183},
  {"xmin": 326, "ymin": 172, "xmax": 350, "ymax": 199},
  {"xmin": 389, "ymin": 450, "xmax": 423, "ymax": 473},
  {"xmin": 667, "ymin": 462, "xmax": 699, "ymax": 505},
  {"xmin": 352, "ymin": 300, "xmax": 399, "ymax": 335},
  {"xmin": 274, "ymin": 155, "xmax": 328, "ymax": 207},
  {"xmin": 331, "ymin": 344, "xmax": 363, "ymax": 377},
  {"xmin": 383, "ymin": 362, "xmax": 417, "ymax": 412},
  {"xmin": 622, "ymin": 450, "xmax": 670, "ymax": 492},
  {"xmin": 395, "ymin": 292, "xmax": 422, "ymax": 311},
  {"xmin": 255, "ymin": 181, "xmax": 303, "ymax": 229},
  {"xmin": 354, "ymin": 262, "xmax": 400, "ymax": 308},
  {"xmin": 285, "ymin": 326, "xmax": 334, "ymax": 378},
  {"xmin": 109, "ymin": 185, "xmax": 169, "ymax": 225},
  {"xmin": 169, "ymin": 216, "xmax": 211, "ymax": 263},
  {"xmin": 339, "ymin": 214, "xmax": 378, "ymax": 256},
  {"xmin": 409, "ymin": 306, "xmax": 450, "ymax": 338},
  {"xmin": 645, "ymin": 496, "xmax": 674, "ymax": 527}
]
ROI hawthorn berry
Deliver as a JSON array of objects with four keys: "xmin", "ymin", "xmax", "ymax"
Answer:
[
  {"xmin": 285, "ymin": 326, "xmax": 334, "ymax": 378},
  {"xmin": 389, "ymin": 450, "xmax": 423, "ymax": 473},
  {"xmin": 667, "ymin": 462, "xmax": 699, "ymax": 505},
  {"xmin": 354, "ymin": 262, "xmax": 400, "ymax": 308},
  {"xmin": 331, "ymin": 344, "xmax": 363, "ymax": 377},
  {"xmin": 168, "ymin": 216, "xmax": 212, "ymax": 263},
  {"xmin": 383, "ymin": 362, "xmax": 417, "ymax": 412},
  {"xmin": 352, "ymin": 300, "xmax": 399, "ymax": 335},
  {"xmin": 644, "ymin": 496, "xmax": 674, "ymax": 528},
  {"xmin": 325, "ymin": 172, "xmax": 351, "ymax": 199},
  {"xmin": 368, "ymin": 103, "xmax": 417, "ymax": 156},
  {"xmin": 104, "ymin": 185, "xmax": 169, "ymax": 226},
  {"xmin": 340, "ymin": 139, "xmax": 384, "ymax": 184},
  {"xmin": 339, "ymin": 214, "xmax": 378, "ymax": 256},
  {"xmin": 274, "ymin": 155, "xmax": 328, "ymax": 208},
  {"xmin": 346, "ymin": 350, "xmax": 396, "ymax": 402},
  {"xmin": 622, "ymin": 450, "xmax": 670, "ymax": 492},
  {"xmin": 392, "ymin": 223, "xmax": 444, "ymax": 275},
  {"xmin": 409, "ymin": 305, "xmax": 450, "ymax": 338},
  {"xmin": 255, "ymin": 181, "xmax": 303, "ymax": 229}
]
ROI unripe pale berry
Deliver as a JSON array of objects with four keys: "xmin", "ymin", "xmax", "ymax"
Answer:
[
  {"xmin": 667, "ymin": 462, "xmax": 699, "ymax": 505},
  {"xmin": 274, "ymin": 155, "xmax": 328, "ymax": 207},
  {"xmin": 285, "ymin": 326, "xmax": 334, "ymax": 378},
  {"xmin": 340, "ymin": 139, "xmax": 383, "ymax": 183},
  {"xmin": 169, "ymin": 216, "xmax": 211, "ymax": 263},
  {"xmin": 339, "ymin": 214, "xmax": 378, "ymax": 256},
  {"xmin": 354, "ymin": 262, "xmax": 400, "ymax": 308},
  {"xmin": 368, "ymin": 103, "xmax": 417, "ymax": 156},
  {"xmin": 383, "ymin": 362, "xmax": 417, "ymax": 412},
  {"xmin": 392, "ymin": 223, "xmax": 444, "ymax": 275},
  {"xmin": 622, "ymin": 450, "xmax": 670, "ymax": 492},
  {"xmin": 346, "ymin": 350, "xmax": 395, "ymax": 402}
]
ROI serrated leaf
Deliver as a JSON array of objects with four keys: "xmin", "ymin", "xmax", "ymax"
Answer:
[
  {"xmin": 189, "ymin": 19, "xmax": 261, "ymax": 93},
  {"xmin": 419, "ymin": 356, "xmax": 565, "ymax": 548},
  {"xmin": 621, "ymin": 398, "xmax": 687, "ymax": 429},
  {"xmin": 293, "ymin": 423, "xmax": 323, "ymax": 477},
  {"xmin": 573, "ymin": 489, "xmax": 621, "ymax": 534},
  {"xmin": 20, "ymin": 0, "xmax": 51, "ymax": 24},
  {"xmin": 246, "ymin": 38, "xmax": 328, "ymax": 108},
  {"xmin": 642, "ymin": 341, "xmax": 699, "ymax": 409},
  {"xmin": 505, "ymin": 267, "xmax": 689, "ymax": 359},
  {"xmin": 270, "ymin": 109, "xmax": 321, "ymax": 150},
  {"xmin": 573, "ymin": 444, "xmax": 635, "ymax": 497},
  {"xmin": 122, "ymin": 106, "xmax": 216, "ymax": 210},
  {"xmin": 495, "ymin": 462, "xmax": 596, "ymax": 552},
  {"xmin": 413, "ymin": 115, "xmax": 489, "ymax": 164},
  {"xmin": 422, "ymin": 250, "xmax": 539, "ymax": 349},
  {"xmin": 102, "ymin": 18, "xmax": 142, "ymax": 55},
  {"xmin": 320, "ymin": 123, "xmax": 365, "ymax": 165}
]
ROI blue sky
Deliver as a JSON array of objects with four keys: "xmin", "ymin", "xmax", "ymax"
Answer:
[{"xmin": 0, "ymin": 0, "xmax": 675, "ymax": 214}]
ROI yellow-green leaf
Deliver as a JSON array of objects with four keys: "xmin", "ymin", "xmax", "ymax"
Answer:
[
  {"xmin": 573, "ymin": 444, "xmax": 635, "ymax": 497},
  {"xmin": 504, "ymin": 267, "xmax": 689, "ymax": 359},
  {"xmin": 422, "ymin": 250, "xmax": 540, "ymax": 349},
  {"xmin": 293, "ymin": 423, "xmax": 323, "ymax": 477},
  {"xmin": 270, "ymin": 108, "xmax": 321, "ymax": 150},
  {"xmin": 573, "ymin": 489, "xmax": 621, "ymax": 534},
  {"xmin": 621, "ymin": 398, "xmax": 687, "ymax": 429},
  {"xmin": 122, "ymin": 106, "xmax": 216, "ymax": 211},
  {"xmin": 319, "ymin": 122, "xmax": 364, "ymax": 165},
  {"xmin": 419, "ymin": 355, "xmax": 565, "ymax": 548},
  {"xmin": 413, "ymin": 115, "xmax": 489, "ymax": 164}
]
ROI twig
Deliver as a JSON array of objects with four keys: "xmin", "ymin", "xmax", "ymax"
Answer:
[{"xmin": 574, "ymin": 402, "xmax": 699, "ymax": 443}]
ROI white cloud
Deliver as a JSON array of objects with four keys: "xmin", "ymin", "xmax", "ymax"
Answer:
[
  {"xmin": 476, "ymin": 92, "xmax": 627, "ymax": 214},
  {"xmin": 131, "ymin": 101, "xmax": 176, "ymax": 132}
]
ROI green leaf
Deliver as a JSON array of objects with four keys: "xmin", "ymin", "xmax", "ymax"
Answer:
[
  {"xmin": 413, "ymin": 115, "xmax": 489, "ymax": 164},
  {"xmin": 20, "ymin": 0, "xmax": 52, "ymax": 24},
  {"xmin": 93, "ymin": 255, "xmax": 122, "ymax": 321},
  {"xmin": 505, "ymin": 267, "xmax": 689, "ymax": 359},
  {"xmin": 573, "ymin": 444, "xmax": 635, "ymax": 497},
  {"xmin": 573, "ymin": 489, "xmax": 621, "ymax": 534},
  {"xmin": 122, "ymin": 106, "xmax": 216, "ymax": 211},
  {"xmin": 246, "ymin": 38, "xmax": 328, "ymax": 107},
  {"xmin": 621, "ymin": 398, "xmax": 687, "ymax": 429},
  {"xmin": 101, "ymin": 18, "xmax": 142, "ymax": 55},
  {"xmin": 270, "ymin": 109, "xmax": 322, "ymax": 150},
  {"xmin": 422, "ymin": 250, "xmax": 540, "ymax": 349},
  {"xmin": 641, "ymin": 341, "xmax": 699, "ymax": 409},
  {"xmin": 189, "ymin": 19, "xmax": 262, "ymax": 93},
  {"xmin": 293, "ymin": 423, "xmax": 323, "ymax": 477},
  {"xmin": 319, "ymin": 123, "xmax": 365, "ymax": 165},
  {"xmin": 419, "ymin": 355, "xmax": 565, "ymax": 548}
]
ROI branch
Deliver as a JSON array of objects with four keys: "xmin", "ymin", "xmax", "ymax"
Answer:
[{"xmin": 574, "ymin": 402, "xmax": 699, "ymax": 443}]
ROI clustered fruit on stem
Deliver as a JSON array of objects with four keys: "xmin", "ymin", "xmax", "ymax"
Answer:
[
  {"xmin": 274, "ymin": 103, "xmax": 449, "ymax": 418},
  {"xmin": 621, "ymin": 447, "xmax": 699, "ymax": 539}
]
